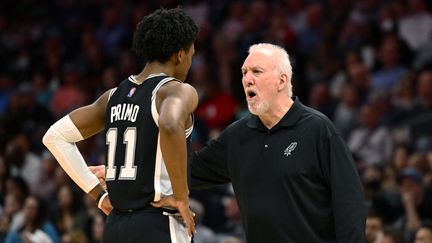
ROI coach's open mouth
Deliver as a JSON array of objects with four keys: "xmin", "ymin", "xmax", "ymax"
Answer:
[{"xmin": 247, "ymin": 90, "xmax": 256, "ymax": 98}]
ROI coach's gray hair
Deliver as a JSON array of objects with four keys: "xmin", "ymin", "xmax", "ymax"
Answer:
[{"xmin": 248, "ymin": 43, "xmax": 293, "ymax": 97}]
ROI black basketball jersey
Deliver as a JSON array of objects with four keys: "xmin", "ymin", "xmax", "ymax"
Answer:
[{"xmin": 104, "ymin": 74, "xmax": 194, "ymax": 210}]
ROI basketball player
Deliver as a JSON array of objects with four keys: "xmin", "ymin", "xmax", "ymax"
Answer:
[{"xmin": 43, "ymin": 7, "xmax": 198, "ymax": 242}]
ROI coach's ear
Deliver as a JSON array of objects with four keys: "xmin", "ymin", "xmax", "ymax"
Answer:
[{"xmin": 278, "ymin": 73, "xmax": 288, "ymax": 92}]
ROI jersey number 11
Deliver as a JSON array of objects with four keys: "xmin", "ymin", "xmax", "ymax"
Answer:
[{"xmin": 105, "ymin": 127, "xmax": 137, "ymax": 181}]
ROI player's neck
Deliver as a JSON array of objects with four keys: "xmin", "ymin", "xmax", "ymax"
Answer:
[{"xmin": 134, "ymin": 63, "xmax": 175, "ymax": 83}]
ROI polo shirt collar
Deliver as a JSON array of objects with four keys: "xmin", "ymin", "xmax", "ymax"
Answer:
[{"xmin": 246, "ymin": 96, "xmax": 303, "ymax": 131}]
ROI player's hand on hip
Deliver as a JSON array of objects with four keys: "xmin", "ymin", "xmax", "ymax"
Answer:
[
  {"xmin": 150, "ymin": 195, "xmax": 177, "ymax": 208},
  {"xmin": 176, "ymin": 199, "xmax": 196, "ymax": 237},
  {"xmin": 151, "ymin": 197, "xmax": 196, "ymax": 236},
  {"xmin": 89, "ymin": 165, "xmax": 107, "ymax": 190}
]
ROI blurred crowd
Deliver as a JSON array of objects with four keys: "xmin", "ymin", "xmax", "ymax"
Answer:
[{"xmin": 0, "ymin": 0, "xmax": 432, "ymax": 242}]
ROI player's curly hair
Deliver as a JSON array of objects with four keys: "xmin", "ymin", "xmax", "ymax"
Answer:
[{"xmin": 132, "ymin": 7, "xmax": 198, "ymax": 62}]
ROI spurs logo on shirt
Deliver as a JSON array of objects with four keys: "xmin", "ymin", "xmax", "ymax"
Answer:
[{"xmin": 284, "ymin": 142, "xmax": 297, "ymax": 156}]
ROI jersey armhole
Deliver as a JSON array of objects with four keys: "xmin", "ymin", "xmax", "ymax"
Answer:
[
  {"xmin": 150, "ymin": 77, "xmax": 194, "ymax": 136},
  {"xmin": 150, "ymin": 77, "xmax": 178, "ymax": 127},
  {"xmin": 108, "ymin": 87, "xmax": 118, "ymax": 101}
]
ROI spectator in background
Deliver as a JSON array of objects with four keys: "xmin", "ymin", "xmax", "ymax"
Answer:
[
  {"xmin": 196, "ymin": 80, "xmax": 238, "ymax": 135},
  {"xmin": 371, "ymin": 34, "xmax": 407, "ymax": 92},
  {"xmin": 308, "ymin": 82, "xmax": 336, "ymax": 119},
  {"xmin": 391, "ymin": 72, "xmax": 417, "ymax": 127},
  {"xmin": 410, "ymin": 70, "xmax": 432, "ymax": 151},
  {"xmin": 220, "ymin": 1, "xmax": 245, "ymax": 43},
  {"xmin": 348, "ymin": 103, "xmax": 393, "ymax": 166},
  {"xmin": 362, "ymin": 165, "xmax": 385, "ymax": 207},
  {"xmin": 1, "ymin": 86, "xmax": 53, "ymax": 151},
  {"xmin": 0, "ymin": 192, "xmax": 25, "ymax": 236},
  {"xmin": 366, "ymin": 211, "xmax": 384, "ymax": 243},
  {"xmin": 297, "ymin": 3, "xmax": 323, "ymax": 59},
  {"xmin": 221, "ymin": 196, "xmax": 244, "ymax": 242},
  {"xmin": 4, "ymin": 134, "xmax": 42, "ymax": 194},
  {"xmin": 332, "ymin": 84, "xmax": 361, "ymax": 140},
  {"xmin": 61, "ymin": 229, "xmax": 88, "ymax": 243},
  {"xmin": 49, "ymin": 64, "xmax": 84, "ymax": 119},
  {"xmin": 90, "ymin": 213, "xmax": 105, "ymax": 243},
  {"xmin": 347, "ymin": 62, "xmax": 371, "ymax": 104},
  {"xmin": 53, "ymin": 185, "xmax": 87, "ymax": 236},
  {"xmin": 378, "ymin": 144, "xmax": 411, "ymax": 194},
  {"xmin": 33, "ymin": 150, "xmax": 57, "ymax": 202},
  {"xmin": 370, "ymin": 90, "xmax": 402, "ymax": 126},
  {"xmin": 329, "ymin": 50, "xmax": 364, "ymax": 99},
  {"xmin": 414, "ymin": 223, "xmax": 432, "ymax": 243},
  {"xmin": 398, "ymin": 0, "xmax": 432, "ymax": 52},
  {"xmin": 4, "ymin": 195, "xmax": 59, "ymax": 243},
  {"xmin": 392, "ymin": 72, "xmax": 416, "ymax": 112},
  {"xmin": 32, "ymin": 72, "xmax": 54, "ymax": 108},
  {"xmin": 338, "ymin": 12, "xmax": 369, "ymax": 55},
  {"xmin": 189, "ymin": 198, "xmax": 218, "ymax": 243},
  {"xmin": 374, "ymin": 226, "xmax": 406, "ymax": 243},
  {"xmin": 412, "ymin": 70, "xmax": 432, "ymax": 116},
  {"xmin": 96, "ymin": 7, "xmax": 127, "ymax": 56},
  {"xmin": 395, "ymin": 167, "xmax": 432, "ymax": 239}
]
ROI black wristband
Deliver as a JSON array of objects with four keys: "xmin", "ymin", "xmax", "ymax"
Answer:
[{"xmin": 96, "ymin": 189, "xmax": 108, "ymax": 204}]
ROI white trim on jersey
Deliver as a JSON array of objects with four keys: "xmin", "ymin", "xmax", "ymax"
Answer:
[
  {"xmin": 151, "ymin": 77, "xmax": 176, "ymax": 125},
  {"xmin": 166, "ymin": 214, "xmax": 192, "ymax": 243},
  {"xmin": 151, "ymin": 77, "xmax": 177, "ymax": 98},
  {"xmin": 150, "ymin": 77, "xmax": 194, "ymax": 135},
  {"xmin": 169, "ymin": 216, "xmax": 178, "ymax": 243},
  {"xmin": 128, "ymin": 75, "xmax": 136, "ymax": 83},
  {"xmin": 128, "ymin": 73, "xmax": 167, "ymax": 85},
  {"xmin": 108, "ymin": 87, "xmax": 117, "ymax": 100},
  {"xmin": 153, "ymin": 134, "xmax": 163, "ymax": 201},
  {"xmin": 185, "ymin": 125, "xmax": 193, "ymax": 138},
  {"xmin": 151, "ymin": 77, "xmax": 194, "ymax": 202}
]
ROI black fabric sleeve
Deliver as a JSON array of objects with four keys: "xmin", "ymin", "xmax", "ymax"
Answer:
[
  {"xmin": 191, "ymin": 131, "xmax": 231, "ymax": 189},
  {"xmin": 320, "ymin": 133, "xmax": 366, "ymax": 242}
]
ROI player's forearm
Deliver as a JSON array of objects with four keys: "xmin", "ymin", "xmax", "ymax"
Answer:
[
  {"xmin": 42, "ymin": 115, "xmax": 100, "ymax": 193},
  {"xmin": 159, "ymin": 124, "xmax": 189, "ymax": 201}
]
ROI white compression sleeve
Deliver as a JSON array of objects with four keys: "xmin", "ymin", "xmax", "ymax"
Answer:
[{"xmin": 42, "ymin": 115, "xmax": 99, "ymax": 193}]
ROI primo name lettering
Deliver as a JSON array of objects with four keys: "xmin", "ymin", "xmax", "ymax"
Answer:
[{"xmin": 110, "ymin": 103, "xmax": 140, "ymax": 123}]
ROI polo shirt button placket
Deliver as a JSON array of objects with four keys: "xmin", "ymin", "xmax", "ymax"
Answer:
[{"xmin": 264, "ymin": 130, "xmax": 271, "ymax": 149}]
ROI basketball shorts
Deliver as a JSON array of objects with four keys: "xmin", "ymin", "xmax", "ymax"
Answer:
[{"xmin": 103, "ymin": 209, "xmax": 192, "ymax": 243}]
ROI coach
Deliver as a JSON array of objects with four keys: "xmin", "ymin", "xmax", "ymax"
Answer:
[{"xmin": 185, "ymin": 43, "xmax": 366, "ymax": 243}]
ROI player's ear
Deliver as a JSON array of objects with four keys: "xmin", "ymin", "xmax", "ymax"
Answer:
[
  {"xmin": 178, "ymin": 51, "xmax": 182, "ymax": 64},
  {"xmin": 171, "ymin": 50, "xmax": 183, "ymax": 65}
]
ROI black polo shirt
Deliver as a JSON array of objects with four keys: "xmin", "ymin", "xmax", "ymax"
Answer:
[{"xmin": 191, "ymin": 97, "xmax": 366, "ymax": 243}]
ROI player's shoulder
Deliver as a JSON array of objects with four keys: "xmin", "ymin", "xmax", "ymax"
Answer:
[
  {"xmin": 162, "ymin": 80, "xmax": 194, "ymax": 89},
  {"xmin": 159, "ymin": 80, "xmax": 197, "ymax": 96}
]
